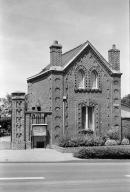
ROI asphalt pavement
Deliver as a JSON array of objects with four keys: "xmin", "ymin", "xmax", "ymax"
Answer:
[{"xmin": 0, "ymin": 161, "xmax": 130, "ymax": 192}]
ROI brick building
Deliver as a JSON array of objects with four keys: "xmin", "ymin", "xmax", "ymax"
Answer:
[
  {"xmin": 12, "ymin": 40, "xmax": 122, "ymax": 149},
  {"xmin": 121, "ymin": 104, "xmax": 130, "ymax": 138}
]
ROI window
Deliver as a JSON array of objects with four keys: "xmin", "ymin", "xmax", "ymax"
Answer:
[
  {"xmin": 81, "ymin": 106, "xmax": 95, "ymax": 130},
  {"xmin": 91, "ymin": 70, "xmax": 98, "ymax": 89},
  {"xmin": 82, "ymin": 106, "xmax": 86, "ymax": 129},
  {"xmin": 78, "ymin": 69, "xmax": 85, "ymax": 89},
  {"xmin": 88, "ymin": 106, "xmax": 94, "ymax": 130}
]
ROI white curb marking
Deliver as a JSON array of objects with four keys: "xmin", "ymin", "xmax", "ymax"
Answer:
[{"xmin": 0, "ymin": 177, "xmax": 45, "ymax": 180}]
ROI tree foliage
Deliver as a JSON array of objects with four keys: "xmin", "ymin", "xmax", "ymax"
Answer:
[
  {"xmin": 121, "ymin": 94, "xmax": 130, "ymax": 107},
  {"xmin": 0, "ymin": 94, "xmax": 12, "ymax": 134},
  {"xmin": 0, "ymin": 94, "xmax": 12, "ymax": 118}
]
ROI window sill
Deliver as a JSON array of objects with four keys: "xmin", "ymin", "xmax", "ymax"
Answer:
[
  {"xmin": 90, "ymin": 88, "xmax": 102, "ymax": 93},
  {"xmin": 75, "ymin": 88, "xmax": 102, "ymax": 93},
  {"xmin": 78, "ymin": 129, "xmax": 94, "ymax": 134}
]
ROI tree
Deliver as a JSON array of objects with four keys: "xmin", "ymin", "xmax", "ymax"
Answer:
[
  {"xmin": 121, "ymin": 94, "xmax": 130, "ymax": 107},
  {"xmin": 0, "ymin": 94, "xmax": 12, "ymax": 118},
  {"xmin": 0, "ymin": 94, "xmax": 12, "ymax": 135}
]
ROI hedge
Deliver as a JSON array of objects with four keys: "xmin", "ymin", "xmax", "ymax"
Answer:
[
  {"xmin": 58, "ymin": 135, "xmax": 105, "ymax": 147},
  {"xmin": 73, "ymin": 146, "xmax": 130, "ymax": 159}
]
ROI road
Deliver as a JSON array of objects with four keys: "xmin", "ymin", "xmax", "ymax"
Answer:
[{"xmin": 0, "ymin": 161, "xmax": 130, "ymax": 192}]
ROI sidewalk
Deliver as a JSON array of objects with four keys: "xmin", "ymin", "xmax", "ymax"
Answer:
[{"xmin": 0, "ymin": 148, "xmax": 79, "ymax": 162}]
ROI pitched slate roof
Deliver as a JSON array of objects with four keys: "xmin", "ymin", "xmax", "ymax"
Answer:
[
  {"xmin": 62, "ymin": 42, "xmax": 87, "ymax": 67},
  {"xmin": 38, "ymin": 41, "xmax": 87, "ymax": 75},
  {"xmin": 121, "ymin": 104, "xmax": 130, "ymax": 118},
  {"xmin": 27, "ymin": 40, "xmax": 119, "ymax": 81}
]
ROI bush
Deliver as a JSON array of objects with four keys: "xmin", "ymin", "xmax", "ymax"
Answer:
[
  {"xmin": 69, "ymin": 135, "xmax": 85, "ymax": 147},
  {"xmin": 58, "ymin": 134, "xmax": 105, "ymax": 147},
  {"xmin": 0, "ymin": 117, "xmax": 11, "ymax": 136},
  {"xmin": 93, "ymin": 136, "xmax": 105, "ymax": 146},
  {"xmin": 105, "ymin": 139, "xmax": 117, "ymax": 146},
  {"xmin": 121, "ymin": 138, "xmax": 130, "ymax": 145},
  {"xmin": 107, "ymin": 128, "xmax": 119, "ymax": 140},
  {"xmin": 79, "ymin": 129, "xmax": 94, "ymax": 135},
  {"xmin": 123, "ymin": 131, "xmax": 130, "ymax": 140},
  {"xmin": 83, "ymin": 136, "xmax": 104, "ymax": 147},
  {"xmin": 74, "ymin": 146, "xmax": 130, "ymax": 159},
  {"xmin": 58, "ymin": 135, "xmax": 71, "ymax": 147},
  {"xmin": 84, "ymin": 136, "xmax": 94, "ymax": 146},
  {"xmin": 116, "ymin": 140, "xmax": 121, "ymax": 145}
]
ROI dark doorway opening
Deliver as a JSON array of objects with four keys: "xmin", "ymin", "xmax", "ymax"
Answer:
[
  {"xmin": 37, "ymin": 141, "xmax": 45, "ymax": 148},
  {"xmin": 32, "ymin": 136, "xmax": 46, "ymax": 148}
]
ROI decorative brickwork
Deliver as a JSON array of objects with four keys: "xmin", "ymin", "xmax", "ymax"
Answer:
[
  {"xmin": 51, "ymin": 73, "xmax": 63, "ymax": 144},
  {"xmin": 75, "ymin": 65, "xmax": 88, "ymax": 90},
  {"xmin": 111, "ymin": 75, "xmax": 121, "ymax": 139},
  {"xmin": 25, "ymin": 112, "xmax": 31, "ymax": 149},
  {"xmin": 12, "ymin": 92, "xmax": 25, "ymax": 149},
  {"xmin": 88, "ymin": 65, "xmax": 102, "ymax": 91}
]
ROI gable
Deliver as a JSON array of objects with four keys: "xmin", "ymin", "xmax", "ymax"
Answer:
[
  {"xmin": 64, "ymin": 45, "xmax": 116, "ymax": 94},
  {"xmin": 64, "ymin": 45, "xmax": 111, "ymax": 78},
  {"xmin": 27, "ymin": 41, "xmax": 120, "ymax": 82},
  {"xmin": 64, "ymin": 41, "xmax": 112, "ymax": 73}
]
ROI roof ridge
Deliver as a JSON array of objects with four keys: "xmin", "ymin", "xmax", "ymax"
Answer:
[{"xmin": 62, "ymin": 41, "xmax": 87, "ymax": 56}]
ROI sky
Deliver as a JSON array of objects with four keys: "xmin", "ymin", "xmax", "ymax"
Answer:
[{"xmin": 0, "ymin": 0, "xmax": 129, "ymax": 98}]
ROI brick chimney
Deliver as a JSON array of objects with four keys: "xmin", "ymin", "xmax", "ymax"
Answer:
[
  {"xmin": 108, "ymin": 44, "xmax": 120, "ymax": 71},
  {"xmin": 50, "ymin": 40, "xmax": 62, "ymax": 66}
]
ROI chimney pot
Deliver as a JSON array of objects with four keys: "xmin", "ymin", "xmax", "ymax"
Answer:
[
  {"xmin": 112, "ymin": 44, "xmax": 116, "ymax": 49},
  {"xmin": 53, "ymin": 40, "xmax": 58, "ymax": 45}
]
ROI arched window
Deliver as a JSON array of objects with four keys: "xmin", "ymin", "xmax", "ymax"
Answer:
[
  {"xmin": 91, "ymin": 70, "xmax": 98, "ymax": 89},
  {"xmin": 78, "ymin": 69, "xmax": 85, "ymax": 89}
]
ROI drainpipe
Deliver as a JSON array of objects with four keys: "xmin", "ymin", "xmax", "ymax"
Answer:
[
  {"xmin": 121, "ymin": 118, "xmax": 122, "ymax": 141},
  {"xmin": 63, "ymin": 96, "xmax": 67, "ymax": 136}
]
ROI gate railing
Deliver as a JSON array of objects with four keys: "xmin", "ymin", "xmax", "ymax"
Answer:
[{"xmin": 25, "ymin": 111, "xmax": 52, "ymax": 148}]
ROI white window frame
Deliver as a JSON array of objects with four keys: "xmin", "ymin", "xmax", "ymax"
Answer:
[
  {"xmin": 78, "ymin": 69, "xmax": 85, "ymax": 89},
  {"xmin": 91, "ymin": 70, "xmax": 98, "ymax": 89}
]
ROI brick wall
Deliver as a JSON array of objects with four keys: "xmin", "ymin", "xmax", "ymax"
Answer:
[
  {"xmin": 27, "ymin": 74, "xmax": 52, "ymax": 112},
  {"xmin": 63, "ymin": 47, "xmax": 120, "ymax": 138}
]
